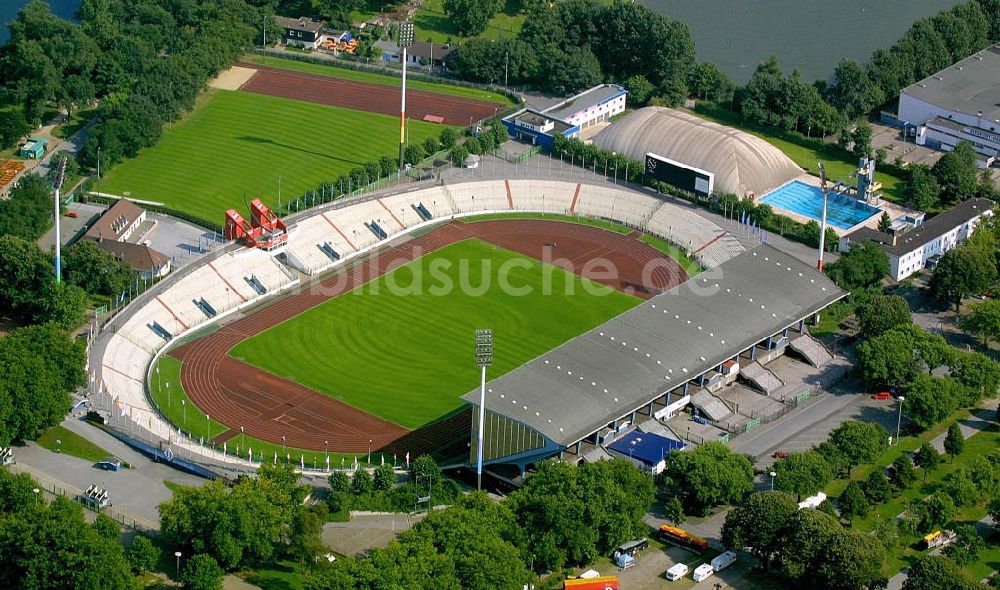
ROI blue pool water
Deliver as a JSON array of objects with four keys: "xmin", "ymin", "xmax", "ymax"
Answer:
[{"xmin": 760, "ymin": 180, "xmax": 881, "ymax": 230}]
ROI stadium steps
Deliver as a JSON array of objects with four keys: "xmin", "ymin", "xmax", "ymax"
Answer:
[
  {"xmin": 440, "ymin": 185, "xmax": 460, "ymax": 212},
  {"xmin": 739, "ymin": 361, "xmax": 784, "ymax": 395},
  {"xmin": 788, "ymin": 333, "xmax": 833, "ymax": 367},
  {"xmin": 690, "ymin": 389, "xmax": 733, "ymax": 422}
]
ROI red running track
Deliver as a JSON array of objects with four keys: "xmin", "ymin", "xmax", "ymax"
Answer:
[
  {"xmin": 170, "ymin": 219, "xmax": 686, "ymax": 454},
  {"xmin": 237, "ymin": 62, "xmax": 505, "ymax": 127}
]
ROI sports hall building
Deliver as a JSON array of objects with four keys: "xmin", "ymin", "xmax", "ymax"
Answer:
[{"xmin": 463, "ymin": 245, "xmax": 847, "ymax": 473}]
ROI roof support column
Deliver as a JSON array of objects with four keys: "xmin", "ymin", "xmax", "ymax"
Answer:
[
  {"xmin": 683, "ymin": 382, "xmax": 690, "ymax": 395},
  {"xmin": 751, "ymin": 345, "xmax": 757, "ymax": 360}
]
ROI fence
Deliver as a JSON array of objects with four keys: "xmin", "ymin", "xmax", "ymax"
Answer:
[{"xmin": 9, "ymin": 463, "xmax": 160, "ymax": 533}]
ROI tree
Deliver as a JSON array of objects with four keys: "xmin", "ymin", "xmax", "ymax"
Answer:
[
  {"xmin": 988, "ymin": 498, "xmax": 1000, "ymax": 529},
  {"xmin": 439, "ymin": 127, "xmax": 457, "ymax": 150},
  {"xmin": 942, "ymin": 468, "xmax": 979, "ymax": 507},
  {"xmin": 128, "ymin": 535, "xmax": 160, "ymax": 575},
  {"xmin": 443, "ymin": 0, "xmax": 503, "ymax": 37},
  {"xmin": 288, "ymin": 504, "xmax": 327, "ymax": 564},
  {"xmin": 825, "ymin": 241, "xmax": 889, "ymax": 290},
  {"xmin": 838, "ymin": 481, "xmax": 869, "ymax": 521},
  {"xmin": 0, "ymin": 174, "xmax": 54, "ymax": 240},
  {"xmin": 856, "ymin": 294, "xmax": 911, "ymax": 340},
  {"xmin": 0, "ymin": 109, "xmax": 31, "ymax": 149},
  {"xmin": 908, "ymin": 164, "xmax": 942, "ymax": 211},
  {"xmin": 623, "ymin": 74, "xmax": 654, "ymax": 106},
  {"xmin": 63, "ymin": 240, "xmax": 132, "ymax": 297},
  {"xmin": 773, "ymin": 450, "xmax": 833, "ymax": 501},
  {"xmin": 686, "ymin": 62, "xmax": 733, "ymax": 102},
  {"xmin": 850, "ymin": 122, "xmax": 873, "ymax": 159},
  {"xmin": 777, "ymin": 508, "xmax": 842, "ymax": 582},
  {"xmin": 914, "ymin": 443, "xmax": 942, "ymax": 481},
  {"xmin": 929, "ymin": 244, "xmax": 998, "ymax": 310},
  {"xmin": 661, "ymin": 495, "xmax": 685, "ymax": 526},
  {"xmin": 945, "ymin": 526, "xmax": 986, "ymax": 569},
  {"xmin": 816, "ymin": 530, "xmax": 886, "ymax": 590},
  {"xmin": 890, "ymin": 454, "xmax": 917, "ymax": 490},
  {"xmin": 905, "ymin": 374, "xmax": 960, "ymax": 431},
  {"xmin": 862, "ymin": 470, "xmax": 893, "ymax": 504},
  {"xmin": 450, "ymin": 145, "xmax": 469, "ymax": 167},
  {"xmin": 951, "ymin": 351, "xmax": 1000, "ymax": 406},
  {"xmin": 933, "ymin": 141, "xmax": 980, "ymax": 203},
  {"xmin": 180, "ymin": 553, "xmax": 224, "ymax": 590},
  {"xmin": 350, "ymin": 469, "xmax": 373, "ymax": 496},
  {"xmin": 828, "ymin": 59, "xmax": 884, "ymax": 119},
  {"xmin": 944, "ymin": 423, "xmax": 965, "ymax": 462},
  {"xmin": 913, "ymin": 492, "xmax": 956, "ymax": 533},
  {"xmin": 328, "ymin": 471, "xmax": 349, "ymax": 493},
  {"xmin": 960, "ymin": 299, "xmax": 1000, "ymax": 345},
  {"xmin": 829, "ymin": 421, "xmax": 889, "ymax": 473},
  {"xmin": 403, "ymin": 144, "xmax": 424, "ymax": 166},
  {"xmin": 663, "ymin": 442, "xmax": 754, "ymax": 514},
  {"xmin": 373, "ymin": 463, "xmax": 394, "ymax": 492},
  {"xmin": 877, "ymin": 211, "xmax": 893, "ymax": 233},
  {"xmin": 423, "ymin": 136, "xmax": 440, "ymax": 156},
  {"xmin": 721, "ymin": 491, "xmax": 798, "ymax": 571},
  {"xmin": 903, "ymin": 555, "xmax": 973, "ymax": 590}
]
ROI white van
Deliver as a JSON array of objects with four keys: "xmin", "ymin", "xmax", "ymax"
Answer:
[
  {"xmin": 665, "ymin": 563, "xmax": 689, "ymax": 581},
  {"xmin": 692, "ymin": 563, "xmax": 715, "ymax": 582},
  {"xmin": 711, "ymin": 550, "xmax": 738, "ymax": 572}
]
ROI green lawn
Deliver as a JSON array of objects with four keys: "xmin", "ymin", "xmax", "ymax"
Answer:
[
  {"xmin": 691, "ymin": 104, "xmax": 907, "ymax": 203},
  {"xmin": 36, "ymin": 425, "xmax": 113, "ymax": 463},
  {"xmin": 639, "ymin": 234, "xmax": 704, "ymax": 277},
  {"xmin": 150, "ymin": 355, "xmax": 229, "ymax": 442},
  {"xmin": 100, "ymin": 90, "xmax": 451, "ymax": 222},
  {"xmin": 413, "ymin": 0, "xmax": 525, "ymax": 44},
  {"xmin": 53, "ymin": 108, "xmax": 98, "ymax": 140},
  {"xmin": 230, "ymin": 239, "xmax": 639, "ymax": 428},
  {"xmin": 247, "ymin": 54, "xmax": 513, "ymax": 105}
]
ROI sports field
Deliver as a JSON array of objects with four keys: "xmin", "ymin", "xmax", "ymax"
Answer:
[
  {"xmin": 229, "ymin": 239, "xmax": 639, "ymax": 428},
  {"xmin": 100, "ymin": 90, "xmax": 450, "ymax": 222}
]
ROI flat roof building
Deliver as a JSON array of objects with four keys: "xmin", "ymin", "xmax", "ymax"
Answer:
[
  {"xmin": 840, "ymin": 198, "xmax": 994, "ymax": 281},
  {"xmin": 542, "ymin": 84, "xmax": 627, "ymax": 129},
  {"xmin": 897, "ymin": 44, "xmax": 1000, "ymax": 167}
]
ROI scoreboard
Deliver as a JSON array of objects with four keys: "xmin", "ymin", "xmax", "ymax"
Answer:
[{"xmin": 645, "ymin": 153, "xmax": 714, "ymax": 197}]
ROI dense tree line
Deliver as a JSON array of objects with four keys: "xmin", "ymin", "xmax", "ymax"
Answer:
[
  {"xmin": 907, "ymin": 142, "xmax": 996, "ymax": 210},
  {"xmin": 0, "ymin": 235, "xmax": 87, "ymax": 329},
  {"xmin": 0, "ymin": 468, "xmax": 139, "ymax": 589},
  {"xmin": 450, "ymin": 0, "xmax": 696, "ymax": 97},
  {"xmin": 0, "ymin": 0, "xmax": 265, "ymax": 172},
  {"xmin": 0, "ymin": 174, "xmax": 56, "ymax": 241}
]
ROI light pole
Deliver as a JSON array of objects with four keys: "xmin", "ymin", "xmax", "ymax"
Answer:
[
  {"xmin": 206, "ymin": 414, "xmax": 210, "ymax": 445},
  {"xmin": 769, "ymin": 471, "xmax": 776, "ymax": 491},
  {"xmin": 53, "ymin": 157, "xmax": 67, "ymax": 283},
  {"xmin": 239, "ymin": 426, "xmax": 244, "ymax": 456},
  {"xmin": 895, "ymin": 396, "xmax": 906, "ymax": 445},
  {"xmin": 181, "ymin": 399, "xmax": 186, "ymax": 428},
  {"xmin": 368, "ymin": 439, "xmax": 372, "ymax": 465},
  {"xmin": 282, "ymin": 435, "xmax": 286, "ymax": 459},
  {"xmin": 166, "ymin": 381, "xmax": 171, "ymax": 408},
  {"xmin": 156, "ymin": 366, "xmax": 160, "ymax": 393},
  {"xmin": 174, "ymin": 551, "xmax": 182, "ymax": 577},
  {"xmin": 475, "ymin": 329, "xmax": 494, "ymax": 490},
  {"xmin": 325, "ymin": 440, "xmax": 329, "ymax": 470},
  {"xmin": 816, "ymin": 161, "xmax": 830, "ymax": 271},
  {"xmin": 397, "ymin": 21, "xmax": 414, "ymax": 175}
]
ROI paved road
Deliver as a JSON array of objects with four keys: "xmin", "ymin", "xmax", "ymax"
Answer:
[{"xmin": 12, "ymin": 414, "xmax": 207, "ymax": 526}]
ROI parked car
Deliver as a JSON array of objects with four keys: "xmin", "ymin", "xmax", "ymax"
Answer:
[
  {"xmin": 66, "ymin": 210, "xmax": 79, "ymax": 218},
  {"xmin": 773, "ymin": 451, "xmax": 790, "ymax": 459},
  {"xmin": 871, "ymin": 392, "xmax": 893, "ymax": 400},
  {"xmin": 95, "ymin": 457, "xmax": 122, "ymax": 471}
]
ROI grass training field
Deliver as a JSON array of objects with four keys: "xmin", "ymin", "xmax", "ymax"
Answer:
[
  {"xmin": 230, "ymin": 239, "xmax": 639, "ymax": 429},
  {"xmin": 100, "ymin": 90, "xmax": 450, "ymax": 222},
  {"xmin": 247, "ymin": 55, "xmax": 514, "ymax": 105}
]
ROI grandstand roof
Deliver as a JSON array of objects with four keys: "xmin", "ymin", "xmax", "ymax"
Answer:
[
  {"xmin": 593, "ymin": 107, "xmax": 802, "ymax": 196},
  {"xmin": 902, "ymin": 43, "xmax": 1000, "ymax": 123},
  {"xmin": 462, "ymin": 245, "xmax": 846, "ymax": 447}
]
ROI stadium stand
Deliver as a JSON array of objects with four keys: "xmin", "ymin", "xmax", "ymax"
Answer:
[
  {"xmin": 444, "ymin": 181, "xmax": 513, "ymax": 212},
  {"xmin": 690, "ymin": 389, "xmax": 734, "ymax": 422},
  {"xmin": 377, "ymin": 193, "xmax": 430, "ymax": 228},
  {"xmin": 575, "ymin": 184, "xmax": 659, "ymax": 227},
  {"xmin": 506, "ymin": 180, "xmax": 577, "ymax": 213},
  {"xmin": 739, "ymin": 361, "xmax": 784, "ymax": 395},
  {"xmin": 788, "ymin": 334, "xmax": 833, "ymax": 367}
]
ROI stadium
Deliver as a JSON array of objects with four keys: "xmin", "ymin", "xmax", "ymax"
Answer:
[{"xmin": 90, "ymin": 175, "xmax": 843, "ymax": 477}]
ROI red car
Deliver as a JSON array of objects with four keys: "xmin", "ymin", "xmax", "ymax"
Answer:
[
  {"xmin": 66, "ymin": 210, "xmax": 79, "ymax": 218},
  {"xmin": 871, "ymin": 392, "xmax": 893, "ymax": 400},
  {"xmin": 773, "ymin": 451, "xmax": 790, "ymax": 459}
]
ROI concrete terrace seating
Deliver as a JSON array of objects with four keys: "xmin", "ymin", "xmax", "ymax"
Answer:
[
  {"xmin": 413, "ymin": 187, "xmax": 460, "ymax": 218},
  {"xmin": 506, "ymin": 180, "xmax": 577, "ymax": 213},
  {"xmin": 286, "ymin": 215, "xmax": 346, "ymax": 274},
  {"xmin": 104, "ymin": 335, "xmax": 152, "ymax": 382},
  {"xmin": 574, "ymin": 184, "xmax": 659, "ymax": 227},
  {"xmin": 740, "ymin": 361, "xmax": 784, "ymax": 395},
  {"xmin": 376, "ymin": 193, "xmax": 434, "ymax": 228},
  {"xmin": 327, "ymin": 199, "xmax": 390, "ymax": 250},
  {"xmin": 444, "ymin": 181, "xmax": 512, "ymax": 213}
]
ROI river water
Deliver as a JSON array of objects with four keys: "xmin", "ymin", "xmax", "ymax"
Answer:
[
  {"xmin": 643, "ymin": 0, "xmax": 965, "ymax": 83},
  {"xmin": 1, "ymin": 0, "xmax": 81, "ymax": 44}
]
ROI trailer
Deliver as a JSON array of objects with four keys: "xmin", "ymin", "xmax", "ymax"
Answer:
[
  {"xmin": 665, "ymin": 563, "xmax": 689, "ymax": 581},
  {"xmin": 659, "ymin": 524, "xmax": 709, "ymax": 553},
  {"xmin": 711, "ymin": 550, "xmax": 738, "ymax": 572},
  {"xmin": 692, "ymin": 563, "xmax": 715, "ymax": 582}
]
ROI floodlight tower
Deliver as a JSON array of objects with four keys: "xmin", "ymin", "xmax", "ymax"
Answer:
[
  {"xmin": 474, "ymin": 329, "xmax": 493, "ymax": 490},
  {"xmin": 816, "ymin": 161, "xmax": 829, "ymax": 272},
  {"xmin": 397, "ymin": 20, "xmax": 415, "ymax": 175},
  {"xmin": 53, "ymin": 156, "xmax": 68, "ymax": 283}
]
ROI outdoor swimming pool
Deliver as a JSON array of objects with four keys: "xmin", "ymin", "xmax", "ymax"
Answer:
[{"xmin": 760, "ymin": 180, "xmax": 881, "ymax": 230}]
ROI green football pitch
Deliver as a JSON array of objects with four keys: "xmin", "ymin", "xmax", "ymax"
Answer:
[
  {"xmin": 229, "ymin": 239, "xmax": 640, "ymax": 429},
  {"xmin": 100, "ymin": 90, "xmax": 450, "ymax": 223}
]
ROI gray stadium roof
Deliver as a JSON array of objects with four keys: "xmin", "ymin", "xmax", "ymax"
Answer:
[
  {"xmin": 593, "ymin": 107, "xmax": 803, "ymax": 196},
  {"xmin": 462, "ymin": 245, "xmax": 846, "ymax": 447},
  {"xmin": 902, "ymin": 44, "xmax": 1000, "ymax": 123}
]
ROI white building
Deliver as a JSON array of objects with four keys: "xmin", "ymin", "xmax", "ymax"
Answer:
[
  {"xmin": 839, "ymin": 198, "xmax": 994, "ymax": 281},
  {"xmin": 895, "ymin": 44, "xmax": 1000, "ymax": 168},
  {"xmin": 542, "ymin": 84, "xmax": 627, "ymax": 129}
]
